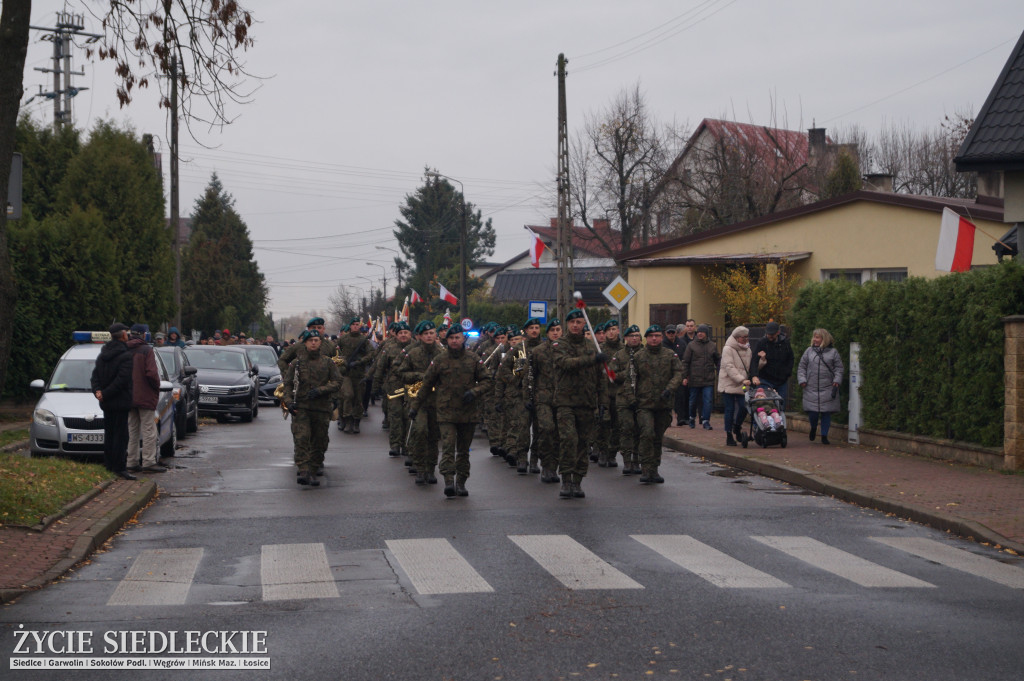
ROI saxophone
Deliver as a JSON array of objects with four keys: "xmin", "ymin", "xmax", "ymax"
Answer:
[
  {"xmin": 404, "ymin": 381, "xmax": 423, "ymax": 399},
  {"xmin": 512, "ymin": 343, "xmax": 528, "ymax": 377}
]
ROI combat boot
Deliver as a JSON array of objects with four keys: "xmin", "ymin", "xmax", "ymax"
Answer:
[
  {"xmin": 572, "ymin": 474, "xmax": 586, "ymax": 498},
  {"xmin": 424, "ymin": 467, "xmax": 438, "ymax": 484},
  {"xmin": 340, "ymin": 418, "xmax": 351, "ymax": 433},
  {"xmin": 443, "ymin": 475, "xmax": 456, "ymax": 497},
  {"xmin": 309, "ymin": 474, "xmax": 320, "ymax": 487},
  {"xmin": 559, "ymin": 477, "xmax": 572, "ymax": 498},
  {"xmin": 652, "ymin": 467, "xmax": 665, "ymax": 483},
  {"xmin": 529, "ymin": 456, "xmax": 541, "ymax": 475},
  {"xmin": 639, "ymin": 466, "xmax": 652, "ymax": 484},
  {"xmin": 631, "ymin": 454, "xmax": 641, "ymax": 475},
  {"xmin": 381, "ymin": 417, "xmax": 389, "ymax": 430},
  {"xmin": 388, "ymin": 449, "xmax": 401, "ymax": 457},
  {"xmin": 455, "ymin": 476, "xmax": 468, "ymax": 497},
  {"xmin": 622, "ymin": 455, "xmax": 634, "ymax": 475},
  {"xmin": 297, "ymin": 470, "xmax": 311, "ymax": 485},
  {"xmin": 597, "ymin": 450, "xmax": 609, "ymax": 467},
  {"xmin": 516, "ymin": 453, "xmax": 528, "ymax": 475},
  {"xmin": 607, "ymin": 453, "xmax": 618, "ymax": 468},
  {"xmin": 351, "ymin": 417, "xmax": 360, "ymax": 434}
]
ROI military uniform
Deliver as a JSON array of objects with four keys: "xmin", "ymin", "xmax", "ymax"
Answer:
[
  {"xmin": 597, "ymin": 330, "xmax": 623, "ymax": 467},
  {"xmin": 283, "ymin": 333, "xmax": 341, "ymax": 486},
  {"xmin": 372, "ymin": 332, "xmax": 411, "ymax": 457},
  {"xmin": 610, "ymin": 327, "xmax": 643, "ymax": 474},
  {"xmin": 532, "ymin": 322, "xmax": 561, "ymax": 482},
  {"xmin": 553, "ymin": 312, "xmax": 605, "ymax": 498},
  {"xmin": 336, "ymin": 322, "xmax": 372, "ymax": 432},
  {"xmin": 277, "ymin": 318, "xmax": 338, "ymax": 373},
  {"xmin": 414, "ymin": 335, "xmax": 491, "ymax": 497},
  {"xmin": 481, "ymin": 333, "xmax": 507, "ymax": 456},
  {"xmin": 635, "ymin": 327, "xmax": 683, "ymax": 483},
  {"xmin": 397, "ymin": 333, "xmax": 442, "ymax": 483}
]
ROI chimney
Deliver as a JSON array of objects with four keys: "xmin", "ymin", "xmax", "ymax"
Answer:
[
  {"xmin": 593, "ymin": 218, "xmax": 609, "ymax": 231},
  {"xmin": 550, "ymin": 217, "xmax": 558, "ymax": 228},
  {"xmin": 863, "ymin": 173, "xmax": 894, "ymax": 193},
  {"xmin": 808, "ymin": 126, "xmax": 827, "ymax": 158}
]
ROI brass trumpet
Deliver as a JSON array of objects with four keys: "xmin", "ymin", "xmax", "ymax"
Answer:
[
  {"xmin": 405, "ymin": 381, "xmax": 424, "ymax": 399},
  {"xmin": 387, "ymin": 386, "xmax": 407, "ymax": 401}
]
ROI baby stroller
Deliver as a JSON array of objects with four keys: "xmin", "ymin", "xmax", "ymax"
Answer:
[{"xmin": 739, "ymin": 385, "xmax": 787, "ymax": 449}]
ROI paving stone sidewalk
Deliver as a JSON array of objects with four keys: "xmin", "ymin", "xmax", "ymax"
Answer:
[{"xmin": 663, "ymin": 420, "xmax": 1024, "ymax": 554}]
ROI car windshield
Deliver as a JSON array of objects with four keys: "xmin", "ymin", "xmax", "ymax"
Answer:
[
  {"xmin": 185, "ymin": 349, "xmax": 247, "ymax": 372},
  {"xmin": 48, "ymin": 359, "xmax": 95, "ymax": 391},
  {"xmin": 158, "ymin": 349, "xmax": 179, "ymax": 373},
  {"xmin": 246, "ymin": 347, "xmax": 278, "ymax": 367}
]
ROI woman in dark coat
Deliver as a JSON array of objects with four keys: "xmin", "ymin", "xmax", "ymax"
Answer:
[{"xmin": 797, "ymin": 328, "xmax": 844, "ymax": 445}]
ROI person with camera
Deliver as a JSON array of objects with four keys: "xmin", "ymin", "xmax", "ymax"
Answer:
[{"xmin": 797, "ymin": 328, "xmax": 844, "ymax": 445}]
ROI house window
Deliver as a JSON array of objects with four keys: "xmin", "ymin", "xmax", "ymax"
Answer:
[
  {"xmin": 823, "ymin": 270, "xmax": 863, "ymax": 284},
  {"xmin": 821, "ymin": 268, "xmax": 908, "ymax": 284},
  {"xmin": 874, "ymin": 269, "xmax": 908, "ymax": 283},
  {"xmin": 650, "ymin": 304, "xmax": 687, "ymax": 328}
]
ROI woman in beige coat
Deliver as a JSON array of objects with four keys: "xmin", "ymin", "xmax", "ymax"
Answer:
[{"xmin": 718, "ymin": 326, "xmax": 763, "ymax": 446}]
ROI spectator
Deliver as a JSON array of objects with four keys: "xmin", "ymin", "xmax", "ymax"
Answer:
[
  {"xmin": 153, "ymin": 332, "xmax": 166, "ymax": 347},
  {"xmin": 675, "ymin": 320, "xmax": 698, "ymax": 425},
  {"xmin": 680, "ymin": 324, "xmax": 720, "ymax": 430},
  {"xmin": 719, "ymin": 326, "xmax": 759, "ymax": 446},
  {"xmin": 167, "ymin": 327, "xmax": 186, "ymax": 348},
  {"xmin": 750, "ymin": 321, "xmax": 795, "ymax": 404},
  {"xmin": 126, "ymin": 324, "xmax": 165, "ymax": 473},
  {"xmin": 662, "ymin": 324, "xmax": 679, "ymax": 357},
  {"xmin": 797, "ymin": 328, "xmax": 844, "ymax": 445},
  {"xmin": 91, "ymin": 323, "xmax": 136, "ymax": 480}
]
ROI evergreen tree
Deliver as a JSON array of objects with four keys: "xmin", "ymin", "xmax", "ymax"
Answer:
[
  {"xmin": 822, "ymin": 150, "xmax": 862, "ymax": 200},
  {"xmin": 181, "ymin": 174, "xmax": 268, "ymax": 334},
  {"xmin": 393, "ymin": 171, "xmax": 496, "ymax": 303}
]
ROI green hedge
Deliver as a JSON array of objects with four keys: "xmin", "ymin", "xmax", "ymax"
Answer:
[{"xmin": 789, "ymin": 261, "xmax": 1024, "ymax": 447}]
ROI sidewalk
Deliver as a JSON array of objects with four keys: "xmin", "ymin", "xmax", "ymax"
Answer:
[{"xmin": 663, "ymin": 420, "xmax": 1024, "ymax": 555}]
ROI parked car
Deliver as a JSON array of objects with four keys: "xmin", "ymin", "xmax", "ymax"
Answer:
[
  {"xmin": 183, "ymin": 345, "xmax": 259, "ymax": 422},
  {"xmin": 29, "ymin": 332, "xmax": 176, "ymax": 459},
  {"xmin": 243, "ymin": 344, "xmax": 283, "ymax": 405},
  {"xmin": 155, "ymin": 345, "xmax": 200, "ymax": 438}
]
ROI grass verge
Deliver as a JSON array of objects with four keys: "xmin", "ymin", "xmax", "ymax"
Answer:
[
  {"xmin": 0, "ymin": 454, "xmax": 114, "ymax": 527},
  {"xmin": 0, "ymin": 429, "xmax": 28, "ymax": 449}
]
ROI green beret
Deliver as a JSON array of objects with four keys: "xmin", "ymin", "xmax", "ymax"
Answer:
[
  {"xmin": 565, "ymin": 309, "xmax": 584, "ymax": 321},
  {"xmin": 416, "ymin": 320, "xmax": 436, "ymax": 334},
  {"xmin": 394, "ymin": 321, "xmax": 410, "ymax": 332},
  {"xmin": 645, "ymin": 324, "xmax": 663, "ymax": 337},
  {"xmin": 347, "ymin": 316, "xmax": 361, "ymax": 326},
  {"xmin": 625, "ymin": 324, "xmax": 641, "ymax": 335},
  {"xmin": 300, "ymin": 329, "xmax": 322, "ymax": 342},
  {"xmin": 605, "ymin": 319, "xmax": 619, "ymax": 329},
  {"xmin": 546, "ymin": 318, "xmax": 561, "ymax": 331},
  {"xmin": 493, "ymin": 326, "xmax": 507, "ymax": 336},
  {"xmin": 506, "ymin": 324, "xmax": 522, "ymax": 338},
  {"xmin": 306, "ymin": 317, "xmax": 325, "ymax": 327},
  {"xmin": 446, "ymin": 325, "xmax": 464, "ymax": 335},
  {"xmin": 523, "ymin": 318, "xmax": 542, "ymax": 329}
]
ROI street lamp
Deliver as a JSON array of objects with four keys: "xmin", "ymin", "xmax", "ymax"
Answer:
[
  {"xmin": 365, "ymin": 262, "xmax": 387, "ymax": 301},
  {"xmin": 424, "ymin": 171, "xmax": 468, "ymax": 319},
  {"xmin": 374, "ymin": 245, "xmax": 403, "ymax": 291}
]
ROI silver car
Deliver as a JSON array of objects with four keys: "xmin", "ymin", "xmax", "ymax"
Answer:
[{"xmin": 29, "ymin": 338, "xmax": 176, "ymax": 459}]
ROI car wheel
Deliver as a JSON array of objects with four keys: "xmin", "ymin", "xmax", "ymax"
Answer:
[
  {"xmin": 240, "ymin": 397, "xmax": 254, "ymax": 423},
  {"xmin": 161, "ymin": 418, "xmax": 177, "ymax": 458}
]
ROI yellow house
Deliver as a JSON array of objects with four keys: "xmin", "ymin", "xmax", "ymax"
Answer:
[{"xmin": 617, "ymin": 190, "xmax": 1006, "ymax": 332}]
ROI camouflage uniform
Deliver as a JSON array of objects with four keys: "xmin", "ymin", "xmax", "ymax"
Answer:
[
  {"xmin": 610, "ymin": 343, "xmax": 642, "ymax": 473},
  {"xmin": 277, "ymin": 335, "xmax": 338, "ymax": 373},
  {"xmin": 635, "ymin": 343, "xmax": 683, "ymax": 481},
  {"xmin": 397, "ymin": 340, "xmax": 442, "ymax": 481},
  {"xmin": 415, "ymin": 343, "xmax": 492, "ymax": 496},
  {"xmin": 532, "ymin": 336, "xmax": 561, "ymax": 482},
  {"xmin": 372, "ymin": 336, "xmax": 411, "ymax": 456},
  {"xmin": 553, "ymin": 329, "xmax": 605, "ymax": 496},
  {"xmin": 336, "ymin": 330, "xmax": 372, "ymax": 427},
  {"xmin": 481, "ymin": 341, "xmax": 506, "ymax": 454},
  {"xmin": 597, "ymin": 335, "xmax": 623, "ymax": 467},
  {"xmin": 495, "ymin": 337, "xmax": 541, "ymax": 473},
  {"xmin": 283, "ymin": 348, "xmax": 341, "ymax": 480}
]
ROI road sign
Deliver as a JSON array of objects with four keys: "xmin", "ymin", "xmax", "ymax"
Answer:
[
  {"xmin": 461, "ymin": 318, "xmax": 473, "ymax": 331},
  {"xmin": 602, "ymin": 275, "xmax": 636, "ymax": 310},
  {"xmin": 528, "ymin": 301, "xmax": 548, "ymax": 324}
]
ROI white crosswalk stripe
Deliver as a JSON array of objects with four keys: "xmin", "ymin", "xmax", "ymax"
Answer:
[
  {"xmin": 872, "ymin": 537, "xmax": 1024, "ymax": 589},
  {"xmin": 632, "ymin": 534, "xmax": 790, "ymax": 589},
  {"xmin": 107, "ymin": 548, "xmax": 204, "ymax": 606},
  {"xmin": 509, "ymin": 534, "xmax": 644, "ymax": 590},
  {"xmin": 752, "ymin": 536, "xmax": 935, "ymax": 588},
  {"xmin": 386, "ymin": 538, "xmax": 494, "ymax": 594},
  {"xmin": 261, "ymin": 543, "xmax": 340, "ymax": 601}
]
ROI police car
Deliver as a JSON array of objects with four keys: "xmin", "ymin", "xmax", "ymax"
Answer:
[{"xmin": 29, "ymin": 331, "xmax": 177, "ymax": 459}]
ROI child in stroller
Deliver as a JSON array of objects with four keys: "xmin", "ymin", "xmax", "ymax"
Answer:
[{"xmin": 740, "ymin": 385, "xmax": 787, "ymax": 448}]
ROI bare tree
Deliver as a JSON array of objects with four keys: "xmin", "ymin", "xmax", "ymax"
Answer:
[{"xmin": 327, "ymin": 285, "xmax": 360, "ymax": 331}]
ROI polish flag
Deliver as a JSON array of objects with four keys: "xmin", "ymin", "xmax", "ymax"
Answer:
[
  {"xmin": 443, "ymin": 308, "xmax": 453, "ymax": 325},
  {"xmin": 410, "ymin": 289, "xmax": 423, "ymax": 304},
  {"xmin": 529, "ymin": 230, "xmax": 545, "ymax": 268},
  {"xmin": 936, "ymin": 207, "xmax": 976, "ymax": 272},
  {"xmin": 439, "ymin": 283, "xmax": 459, "ymax": 306},
  {"xmin": 400, "ymin": 298, "xmax": 410, "ymax": 322}
]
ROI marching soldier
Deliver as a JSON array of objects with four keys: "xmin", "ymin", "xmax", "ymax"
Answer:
[
  {"xmin": 553, "ymin": 309, "xmax": 607, "ymax": 499},
  {"xmin": 495, "ymin": 324, "xmax": 529, "ymax": 470},
  {"xmin": 520, "ymin": 318, "xmax": 544, "ymax": 474},
  {"xmin": 635, "ymin": 325, "xmax": 683, "ymax": 483},
  {"xmin": 282, "ymin": 330, "xmax": 341, "ymax": 486},
  {"xmin": 398, "ymin": 320, "xmax": 442, "ymax": 484},
  {"xmin": 610, "ymin": 324, "xmax": 643, "ymax": 474},
  {"xmin": 277, "ymin": 317, "xmax": 339, "ymax": 372},
  {"xmin": 336, "ymin": 316, "xmax": 372, "ymax": 433},
  {"xmin": 372, "ymin": 321, "xmax": 413, "ymax": 457},
  {"xmin": 597, "ymin": 319, "xmax": 623, "ymax": 467},
  {"xmin": 532, "ymin": 318, "xmax": 562, "ymax": 482},
  {"xmin": 482, "ymin": 326, "xmax": 508, "ymax": 457},
  {"xmin": 369, "ymin": 322, "xmax": 398, "ymax": 431},
  {"xmin": 411, "ymin": 326, "xmax": 492, "ymax": 497}
]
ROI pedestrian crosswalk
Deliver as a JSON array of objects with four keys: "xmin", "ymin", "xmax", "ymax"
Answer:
[{"xmin": 101, "ymin": 535, "xmax": 1024, "ymax": 607}]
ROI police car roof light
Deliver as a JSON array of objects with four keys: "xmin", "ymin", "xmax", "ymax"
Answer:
[{"xmin": 72, "ymin": 331, "xmax": 112, "ymax": 344}]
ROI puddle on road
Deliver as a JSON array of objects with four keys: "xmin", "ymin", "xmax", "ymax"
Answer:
[{"xmin": 706, "ymin": 465, "xmax": 821, "ymax": 496}]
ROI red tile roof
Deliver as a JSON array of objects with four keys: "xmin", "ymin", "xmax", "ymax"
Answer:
[{"xmin": 528, "ymin": 218, "xmax": 666, "ymax": 258}]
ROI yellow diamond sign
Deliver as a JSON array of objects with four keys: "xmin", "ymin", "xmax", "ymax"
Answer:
[{"xmin": 602, "ymin": 275, "xmax": 636, "ymax": 310}]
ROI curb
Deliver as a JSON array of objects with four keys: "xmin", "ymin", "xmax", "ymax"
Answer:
[
  {"xmin": 0, "ymin": 480, "xmax": 157, "ymax": 604},
  {"xmin": 663, "ymin": 435, "xmax": 1024, "ymax": 556}
]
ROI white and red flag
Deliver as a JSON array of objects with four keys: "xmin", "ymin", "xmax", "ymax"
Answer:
[
  {"xmin": 400, "ymin": 298, "xmax": 410, "ymax": 322},
  {"xmin": 529, "ymin": 230, "xmax": 545, "ymax": 268},
  {"xmin": 410, "ymin": 289, "xmax": 424, "ymax": 304},
  {"xmin": 439, "ymin": 284, "xmax": 459, "ymax": 306},
  {"xmin": 443, "ymin": 308, "xmax": 453, "ymax": 326},
  {"xmin": 936, "ymin": 207, "xmax": 976, "ymax": 272}
]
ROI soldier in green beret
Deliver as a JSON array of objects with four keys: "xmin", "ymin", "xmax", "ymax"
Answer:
[
  {"xmin": 482, "ymin": 326, "xmax": 508, "ymax": 457},
  {"xmin": 372, "ymin": 321, "xmax": 413, "ymax": 457},
  {"xmin": 610, "ymin": 324, "xmax": 643, "ymax": 474},
  {"xmin": 411, "ymin": 326, "xmax": 492, "ymax": 497},
  {"xmin": 532, "ymin": 318, "xmax": 563, "ymax": 482},
  {"xmin": 277, "ymin": 316, "xmax": 338, "ymax": 373},
  {"xmin": 336, "ymin": 316, "xmax": 372, "ymax": 433},
  {"xmin": 397, "ymin": 320, "xmax": 442, "ymax": 483},
  {"xmin": 597, "ymin": 319, "xmax": 623, "ymax": 468},
  {"xmin": 635, "ymin": 324, "xmax": 683, "ymax": 483},
  {"xmin": 283, "ymin": 330, "xmax": 342, "ymax": 486}
]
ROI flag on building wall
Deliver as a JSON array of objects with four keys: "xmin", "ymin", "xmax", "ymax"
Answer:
[
  {"xmin": 936, "ymin": 207, "xmax": 976, "ymax": 272},
  {"xmin": 529, "ymin": 229, "xmax": 545, "ymax": 268}
]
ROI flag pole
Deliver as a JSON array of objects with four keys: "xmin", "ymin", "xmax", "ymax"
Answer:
[
  {"xmin": 523, "ymin": 225, "xmax": 555, "ymax": 254},
  {"xmin": 961, "ymin": 207, "xmax": 1014, "ymax": 251}
]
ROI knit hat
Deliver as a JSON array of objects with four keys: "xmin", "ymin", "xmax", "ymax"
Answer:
[
  {"xmin": 109, "ymin": 322, "xmax": 129, "ymax": 336},
  {"xmin": 130, "ymin": 323, "xmax": 148, "ymax": 337},
  {"xmin": 731, "ymin": 325, "xmax": 750, "ymax": 338},
  {"xmin": 697, "ymin": 323, "xmax": 711, "ymax": 335}
]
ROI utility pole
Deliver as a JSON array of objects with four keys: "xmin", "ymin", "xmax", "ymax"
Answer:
[
  {"xmin": 30, "ymin": 12, "xmax": 100, "ymax": 132},
  {"xmin": 170, "ymin": 56, "xmax": 182, "ymax": 331},
  {"xmin": 555, "ymin": 53, "xmax": 574, "ymax": 321}
]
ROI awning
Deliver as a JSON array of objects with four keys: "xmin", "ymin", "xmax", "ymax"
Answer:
[{"xmin": 624, "ymin": 251, "xmax": 812, "ymax": 267}]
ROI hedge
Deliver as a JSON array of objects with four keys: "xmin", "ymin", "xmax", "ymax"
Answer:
[{"xmin": 789, "ymin": 261, "xmax": 1024, "ymax": 447}]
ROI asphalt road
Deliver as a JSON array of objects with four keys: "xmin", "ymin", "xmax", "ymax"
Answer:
[{"xmin": 3, "ymin": 405, "xmax": 1024, "ymax": 680}]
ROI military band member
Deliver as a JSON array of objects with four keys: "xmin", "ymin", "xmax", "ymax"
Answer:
[
  {"xmin": 483, "ymin": 326, "xmax": 508, "ymax": 456},
  {"xmin": 611, "ymin": 324, "xmax": 643, "ymax": 474},
  {"xmin": 283, "ymin": 330, "xmax": 341, "ymax": 486},
  {"xmin": 597, "ymin": 319, "xmax": 623, "ymax": 468},
  {"xmin": 553, "ymin": 309, "xmax": 607, "ymax": 499},
  {"xmin": 336, "ymin": 316, "xmax": 372, "ymax": 433},
  {"xmin": 635, "ymin": 325, "xmax": 683, "ymax": 483},
  {"xmin": 398, "ymin": 320, "xmax": 442, "ymax": 484},
  {"xmin": 372, "ymin": 321, "xmax": 413, "ymax": 457},
  {"xmin": 371, "ymin": 322, "xmax": 398, "ymax": 431},
  {"xmin": 277, "ymin": 316, "xmax": 338, "ymax": 372},
  {"xmin": 532, "ymin": 318, "xmax": 562, "ymax": 482},
  {"xmin": 495, "ymin": 324, "xmax": 527, "ymax": 470},
  {"xmin": 411, "ymin": 326, "xmax": 492, "ymax": 497}
]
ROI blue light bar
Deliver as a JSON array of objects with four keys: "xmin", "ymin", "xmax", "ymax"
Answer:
[
  {"xmin": 71, "ymin": 331, "xmax": 112, "ymax": 344},
  {"xmin": 465, "ymin": 331, "xmax": 480, "ymax": 338}
]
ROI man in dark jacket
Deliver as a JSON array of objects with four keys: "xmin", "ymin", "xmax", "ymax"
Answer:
[
  {"xmin": 675, "ymin": 320, "xmax": 698, "ymax": 425},
  {"xmin": 91, "ymin": 323, "xmax": 136, "ymax": 479},
  {"xmin": 126, "ymin": 324, "xmax": 163, "ymax": 472},
  {"xmin": 681, "ymin": 324, "xmax": 720, "ymax": 429},
  {"xmin": 749, "ymin": 321, "xmax": 795, "ymax": 404}
]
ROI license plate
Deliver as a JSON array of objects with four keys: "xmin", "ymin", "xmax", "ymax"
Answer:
[
  {"xmin": 199, "ymin": 395, "xmax": 219, "ymax": 404},
  {"xmin": 68, "ymin": 433, "xmax": 103, "ymax": 444}
]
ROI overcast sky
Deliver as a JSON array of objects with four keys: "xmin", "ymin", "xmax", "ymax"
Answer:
[{"xmin": 18, "ymin": 0, "xmax": 1024, "ymax": 325}]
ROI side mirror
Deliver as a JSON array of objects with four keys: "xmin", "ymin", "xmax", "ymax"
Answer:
[
  {"xmin": 30, "ymin": 379, "xmax": 45, "ymax": 390},
  {"xmin": 184, "ymin": 366, "xmax": 198, "ymax": 376},
  {"xmin": 159, "ymin": 380, "xmax": 174, "ymax": 392}
]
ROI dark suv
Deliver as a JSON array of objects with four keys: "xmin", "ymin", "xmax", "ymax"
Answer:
[
  {"xmin": 243, "ymin": 345, "xmax": 283, "ymax": 405},
  {"xmin": 183, "ymin": 345, "xmax": 260, "ymax": 422}
]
